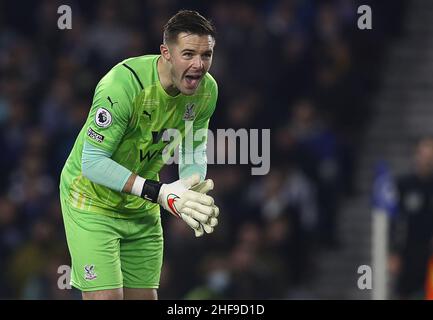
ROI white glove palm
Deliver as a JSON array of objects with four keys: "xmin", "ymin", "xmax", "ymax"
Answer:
[
  {"xmin": 190, "ymin": 179, "xmax": 219, "ymax": 237},
  {"xmin": 158, "ymin": 174, "xmax": 217, "ymax": 235}
]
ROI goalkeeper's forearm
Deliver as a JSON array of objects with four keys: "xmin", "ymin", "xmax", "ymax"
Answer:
[
  {"xmin": 122, "ymin": 173, "xmax": 137, "ymax": 193},
  {"xmin": 81, "ymin": 141, "xmax": 161, "ymax": 201},
  {"xmin": 81, "ymin": 141, "xmax": 133, "ymax": 192}
]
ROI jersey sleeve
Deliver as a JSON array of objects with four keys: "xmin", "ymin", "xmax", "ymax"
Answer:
[
  {"xmin": 179, "ymin": 78, "xmax": 218, "ymax": 180},
  {"xmin": 194, "ymin": 78, "xmax": 218, "ymax": 131},
  {"xmin": 84, "ymin": 66, "xmax": 134, "ymax": 155},
  {"xmin": 191, "ymin": 78, "xmax": 218, "ymax": 147},
  {"xmin": 81, "ymin": 141, "xmax": 132, "ymax": 192}
]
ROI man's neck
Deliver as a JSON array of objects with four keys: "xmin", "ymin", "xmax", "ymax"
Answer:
[{"xmin": 157, "ymin": 57, "xmax": 180, "ymax": 96}]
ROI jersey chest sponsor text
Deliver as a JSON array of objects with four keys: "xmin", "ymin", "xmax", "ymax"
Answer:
[{"xmin": 139, "ymin": 128, "xmax": 172, "ymax": 163}]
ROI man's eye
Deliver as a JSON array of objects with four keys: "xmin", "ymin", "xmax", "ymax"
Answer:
[
  {"xmin": 202, "ymin": 54, "xmax": 212, "ymax": 60},
  {"xmin": 183, "ymin": 52, "xmax": 193, "ymax": 58}
]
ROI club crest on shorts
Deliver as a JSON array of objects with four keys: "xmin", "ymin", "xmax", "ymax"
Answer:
[
  {"xmin": 95, "ymin": 108, "xmax": 112, "ymax": 128},
  {"xmin": 84, "ymin": 264, "xmax": 97, "ymax": 280},
  {"xmin": 183, "ymin": 103, "xmax": 195, "ymax": 121}
]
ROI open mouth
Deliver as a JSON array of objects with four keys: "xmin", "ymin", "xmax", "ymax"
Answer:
[{"xmin": 184, "ymin": 74, "xmax": 202, "ymax": 89}]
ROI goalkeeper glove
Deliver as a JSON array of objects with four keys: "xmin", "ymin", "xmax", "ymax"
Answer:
[
  {"xmin": 190, "ymin": 179, "xmax": 219, "ymax": 237},
  {"xmin": 140, "ymin": 174, "xmax": 217, "ymax": 235}
]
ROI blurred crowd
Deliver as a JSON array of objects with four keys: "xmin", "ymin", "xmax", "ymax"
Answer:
[{"xmin": 0, "ymin": 0, "xmax": 407, "ymax": 299}]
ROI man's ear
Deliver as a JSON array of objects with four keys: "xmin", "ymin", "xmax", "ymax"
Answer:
[{"xmin": 160, "ymin": 44, "xmax": 171, "ymax": 61}]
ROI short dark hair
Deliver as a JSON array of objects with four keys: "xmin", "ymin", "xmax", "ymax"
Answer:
[{"xmin": 163, "ymin": 10, "xmax": 216, "ymax": 44}]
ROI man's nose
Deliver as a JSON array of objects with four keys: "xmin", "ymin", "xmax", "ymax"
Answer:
[{"xmin": 192, "ymin": 56, "xmax": 204, "ymax": 70}]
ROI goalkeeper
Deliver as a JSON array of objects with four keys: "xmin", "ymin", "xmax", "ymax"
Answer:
[{"xmin": 59, "ymin": 10, "xmax": 219, "ymax": 300}]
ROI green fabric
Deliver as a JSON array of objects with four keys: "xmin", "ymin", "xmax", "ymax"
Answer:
[
  {"xmin": 60, "ymin": 196, "xmax": 163, "ymax": 291},
  {"xmin": 60, "ymin": 54, "xmax": 218, "ymax": 218}
]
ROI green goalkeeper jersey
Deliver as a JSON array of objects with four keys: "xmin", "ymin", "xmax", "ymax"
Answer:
[{"xmin": 60, "ymin": 55, "xmax": 218, "ymax": 219}]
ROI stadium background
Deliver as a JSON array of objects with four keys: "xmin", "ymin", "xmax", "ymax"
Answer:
[{"xmin": 0, "ymin": 0, "xmax": 415, "ymax": 299}]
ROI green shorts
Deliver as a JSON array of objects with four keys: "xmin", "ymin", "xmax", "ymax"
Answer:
[{"xmin": 60, "ymin": 197, "xmax": 164, "ymax": 292}]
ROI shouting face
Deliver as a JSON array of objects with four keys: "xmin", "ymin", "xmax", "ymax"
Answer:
[{"xmin": 160, "ymin": 32, "xmax": 215, "ymax": 95}]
